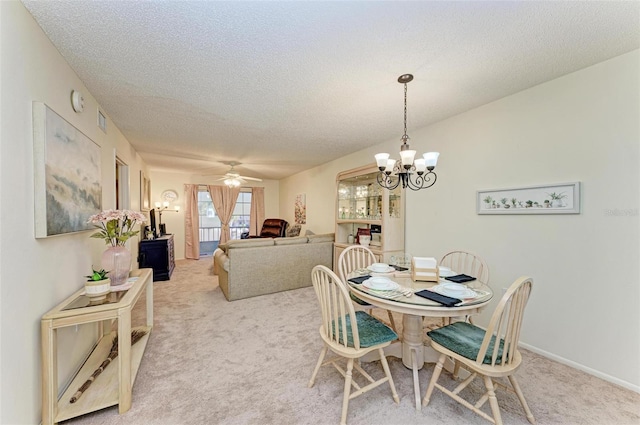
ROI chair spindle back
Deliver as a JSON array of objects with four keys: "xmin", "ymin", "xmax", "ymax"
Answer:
[
  {"xmin": 312, "ymin": 265, "xmax": 361, "ymax": 350},
  {"xmin": 337, "ymin": 245, "xmax": 377, "ymax": 283},
  {"xmin": 477, "ymin": 276, "xmax": 532, "ymax": 366},
  {"xmin": 440, "ymin": 250, "xmax": 490, "ymax": 284}
]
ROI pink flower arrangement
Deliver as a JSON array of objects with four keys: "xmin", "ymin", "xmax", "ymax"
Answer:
[{"xmin": 87, "ymin": 209, "xmax": 147, "ymax": 247}]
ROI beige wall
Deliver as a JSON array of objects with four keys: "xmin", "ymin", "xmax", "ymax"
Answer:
[
  {"xmin": 0, "ymin": 3, "xmax": 149, "ymax": 422},
  {"xmin": 149, "ymin": 171, "xmax": 280, "ymax": 260},
  {"xmin": 280, "ymin": 50, "xmax": 640, "ymax": 391}
]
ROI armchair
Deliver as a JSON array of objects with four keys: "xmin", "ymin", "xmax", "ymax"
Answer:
[{"xmin": 247, "ymin": 218, "xmax": 288, "ymax": 238}]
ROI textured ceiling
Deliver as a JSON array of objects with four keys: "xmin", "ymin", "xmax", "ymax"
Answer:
[{"xmin": 22, "ymin": 1, "xmax": 640, "ymax": 180}]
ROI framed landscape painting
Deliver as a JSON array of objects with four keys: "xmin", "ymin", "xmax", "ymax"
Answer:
[{"xmin": 33, "ymin": 103, "xmax": 102, "ymax": 237}]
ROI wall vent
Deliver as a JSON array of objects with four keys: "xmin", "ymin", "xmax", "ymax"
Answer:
[{"xmin": 97, "ymin": 109, "xmax": 107, "ymax": 133}]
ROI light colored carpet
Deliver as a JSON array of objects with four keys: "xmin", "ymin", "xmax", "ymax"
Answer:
[{"xmin": 63, "ymin": 259, "xmax": 640, "ymax": 425}]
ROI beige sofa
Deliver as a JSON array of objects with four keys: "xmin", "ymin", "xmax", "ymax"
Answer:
[{"xmin": 213, "ymin": 233, "xmax": 334, "ymax": 301}]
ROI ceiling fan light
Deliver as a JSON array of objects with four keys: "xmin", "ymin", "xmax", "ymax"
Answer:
[{"xmin": 224, "ymin": 178, "xmax": 240, "ymax": 187}]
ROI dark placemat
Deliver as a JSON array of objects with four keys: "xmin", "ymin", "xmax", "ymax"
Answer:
[
  {"xmin": 348, "ymin": 275, "xmax": 371, "ymax": 285},
  {"xmin": 445, "ymin": 274, "xmax": 476, "ymax": 283},
  {"xmin": 414, "ymin": 289, "xmax": 461, "ymax": 307}
]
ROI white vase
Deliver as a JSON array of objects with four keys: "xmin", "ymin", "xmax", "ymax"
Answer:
[{"xmin": 101, "ymin": 246, "xmax": 132, "ymax": 286}]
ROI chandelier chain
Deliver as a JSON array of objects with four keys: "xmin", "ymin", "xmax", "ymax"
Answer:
[{"xmin": 403, "ymin": 82, "xmax": 408, "ymax": 140}]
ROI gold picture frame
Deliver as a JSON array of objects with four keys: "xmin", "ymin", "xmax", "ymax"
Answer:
[{"xmin": 140, "ymin": 171, "xmax": 151, "ymax": 211}]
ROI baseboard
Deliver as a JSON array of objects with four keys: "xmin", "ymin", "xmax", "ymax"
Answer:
[{"xmin": 520, "ymin": 342, "xmax": 640, "ymax": 394}]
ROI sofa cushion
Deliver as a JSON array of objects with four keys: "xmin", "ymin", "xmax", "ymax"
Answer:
[
  {"xmin": 226, "ymin": 238, "xmax": 275, "ymax": 249},
  {"xmin": 307, "ymin": 233, "xmax": 334, "ymax": 243},
  {"xmin": 274, "ymin": 236, "xmax": 308, "ymax": 246}
]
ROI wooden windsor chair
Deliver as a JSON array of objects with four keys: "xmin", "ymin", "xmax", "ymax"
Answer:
[
  {"xmin": 423, "ymin": 276, "xmax": 536, "ymax": 425},
  {"xmin": 337, "ymin": 245, "xmax": 397, "ymax": 332},
  {"xmin": 308, "ymin": 265, "xmax": 400, "ymax": 425}
]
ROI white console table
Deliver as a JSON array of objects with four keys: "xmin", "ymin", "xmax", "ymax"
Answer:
[{"xmin": 41, "ymin": 268, "xmax": 153, "ymax": 424}]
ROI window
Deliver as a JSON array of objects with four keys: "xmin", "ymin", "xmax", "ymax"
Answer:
[
  {"xmin": 198, "ymin": 189, "xmax": 252, "ymax": 255},
  {"xmin": 230, "ymin": 191, "xmax": 251, "ymax": 232}
]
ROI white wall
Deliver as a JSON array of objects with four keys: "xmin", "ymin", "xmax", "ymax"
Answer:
[
  {"xmin": 0, "ymin": 3, "xmax": 149, "ymax": 422},
  {"xmin": 149, "ymin": 171, "xmax": 280, "ymax": 259},
  {"xmin": 280, "ymin": 51, "xmax": 640, "ymax": 391}
]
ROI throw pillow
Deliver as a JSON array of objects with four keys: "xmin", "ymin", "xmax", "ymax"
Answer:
[{"xmin": 286, "ymin": 224, "xmax": 301, "ymax": 237}]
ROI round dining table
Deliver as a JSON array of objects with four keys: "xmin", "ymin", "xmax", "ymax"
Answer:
[{"xmin": 347, "ymin": 270, "xmax": 493, "ymax": 411}]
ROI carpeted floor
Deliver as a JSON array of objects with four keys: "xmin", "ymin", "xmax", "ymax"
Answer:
[{"xmin": 62, "ymin": 259, "xmax": 640, "ymax": 425}]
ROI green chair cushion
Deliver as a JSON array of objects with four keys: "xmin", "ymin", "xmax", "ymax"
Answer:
[
  {"xmin": 427, "ymin": 322, "xmax": 506, "ymax": 365},
  {"xmin": 350, "ymin": 292, "xmax": 372, "ymax": 306},
  {"xmin": 332, "ymin": 311, "xmax": 397, "ymax": 348}
]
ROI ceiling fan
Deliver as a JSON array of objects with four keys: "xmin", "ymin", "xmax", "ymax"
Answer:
[{"xmin": 215, "ymin": 162, "xmax": 262, "ymax": 187}]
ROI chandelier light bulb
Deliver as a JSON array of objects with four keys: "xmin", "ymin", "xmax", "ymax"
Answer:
[
  {"xmin": 423, "ymin": 152, "xmax": 440, "ymax": 169},
  {"xmin": 375, "ymin": 153, "xmax": 390, "ymax": 169},
  {"xmin": 385, "ymin": 159, "xmax": 395, "ymax": 173},
  {"xmin": 399, "ymin": 150, "xmax": 416, "ymax": 169}
]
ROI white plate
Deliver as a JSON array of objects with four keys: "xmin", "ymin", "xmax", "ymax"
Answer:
[
  {"xmin": 367, "ymin": 264, "xmax": 395, "ymax": 273},
  {"xmin": 438, "ymin": 267, "xmax": 456, "ymax": 277},
  {"xmin": 432, "ymin": 283, "xmax": 477, "ymax": 298},
  {"xmin": 363, "ymin": 277, "xmax": 399, "ymax": 291}
]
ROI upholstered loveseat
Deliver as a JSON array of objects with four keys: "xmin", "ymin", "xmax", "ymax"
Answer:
[{"xmin": 213, "ymin": 233, "xmax": 334, "ymax": 301}]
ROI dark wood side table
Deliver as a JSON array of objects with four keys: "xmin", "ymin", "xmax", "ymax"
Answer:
[{"xmin": 138, "ymin": 234, "xmax": 175, "ymax": 281}]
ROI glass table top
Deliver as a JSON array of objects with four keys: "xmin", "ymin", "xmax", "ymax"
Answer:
[{"xmin": 62, "ymin": 289, "xmax": 129, "ymax": 311}]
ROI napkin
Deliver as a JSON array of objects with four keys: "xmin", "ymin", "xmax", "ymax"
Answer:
[
  {"xmin": 348, "ymin": 275, "xmax": 371, "ymax": 285},
  {"xmin": 414, "ymin": 289, "xmax": 461, "ymax": 307},
  {"xmin": 445, "ymin": 274, "xmax": 476, "ymax": 283}
]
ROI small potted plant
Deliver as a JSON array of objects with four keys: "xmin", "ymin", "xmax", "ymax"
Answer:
[
  {"xmin": 547, "ymin": 191, "xmax": 567, "ymax": 208},
  {"xmin": 511, "ymin": 198, "xmax": 517, "ymax": 208},
  {"xmin": 526, "ymin": 200, "xmax": 533, "ymax": 208},
  {"xmin": 501, "ymin": 198, "xmax": 510, "ymax": 209},
  {"xmin": 483, "ymin": 196, "xmax": 493, "ymax": 209},
  {"xmin": 85, "ymin": 267, "xmax": 111, "ymax": 301}
]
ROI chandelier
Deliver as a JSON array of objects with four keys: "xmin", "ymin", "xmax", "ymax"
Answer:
[{"xmin": 375, "ymin": 74, "xmax": 439, "ymax": 191}]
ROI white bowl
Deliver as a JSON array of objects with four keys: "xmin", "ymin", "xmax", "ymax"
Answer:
[
  {"xmin": 364, "ymin": 277, "xmax": 398, "ymax": 291},
  {"xmin": 370, "ymin": 262, "xmax": 389, "ymax": 272}
]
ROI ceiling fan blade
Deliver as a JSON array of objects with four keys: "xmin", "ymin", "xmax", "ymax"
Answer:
[{"xmin": 239, "ymin": 176, "xmax": 262, "ymax": 181}]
